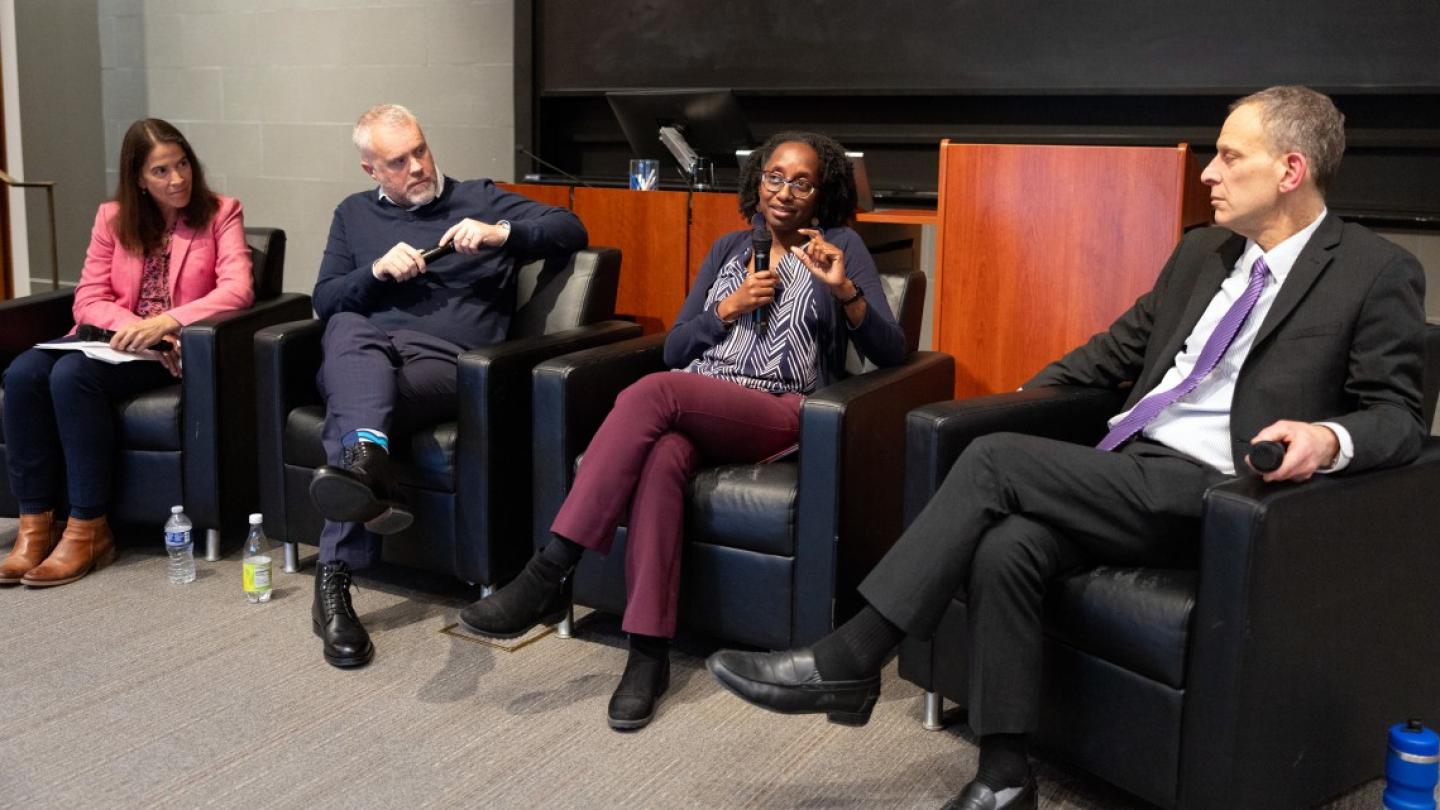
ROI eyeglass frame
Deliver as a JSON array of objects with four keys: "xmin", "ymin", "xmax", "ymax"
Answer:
[{"xmin": 760, "ymin": 170, "xmax": 817, "ymax": 199}]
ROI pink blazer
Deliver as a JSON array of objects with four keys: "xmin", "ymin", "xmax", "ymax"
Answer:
[{"xmin": 70, "ymin": 194, "xmax": 255, "ymax": 331}]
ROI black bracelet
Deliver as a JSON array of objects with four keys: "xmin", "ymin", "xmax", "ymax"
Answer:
[{"xmin": 838, "ymin": 285, "xmax": 865, "ymax": 306}]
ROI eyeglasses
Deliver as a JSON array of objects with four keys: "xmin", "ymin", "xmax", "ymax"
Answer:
[{"xmin": 760, "ymin": 171, "xmax": 816, "ymax": 199}]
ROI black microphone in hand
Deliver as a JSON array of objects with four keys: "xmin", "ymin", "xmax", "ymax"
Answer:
[
  {"xmin": 751, "ymin": 222, "xmax": 773, "ymax": 336},
  {"xmin": 76, "ymin": 324, "xmax": 173, "ymax": 352},
  {"xmin": 419, "ymin": 242, "xmax": 455, "ymax": 263},
  {"xmin": 1248, "ymin": 440, "xmax": 1287, "ymax": 473}
]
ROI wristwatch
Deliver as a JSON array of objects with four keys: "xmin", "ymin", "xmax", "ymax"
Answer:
[{"xmin": 838, "ymin": 285, "xmax": 864, "ymax": 306}]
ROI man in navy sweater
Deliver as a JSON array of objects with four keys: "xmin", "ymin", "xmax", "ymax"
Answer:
[{"xmin": 307, "ymin": 103, "xmax": 587, "ymax": 669}]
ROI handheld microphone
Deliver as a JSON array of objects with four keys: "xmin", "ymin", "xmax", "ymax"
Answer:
[
  {"xmin": 419, "ymin": 242, "xmax": 455, "ymax": 264},
  {"xmin": 514, "ymin": 144, "xmax": 593, "ymax": 188},
  {"xmin": 751, "ymin": 220, "xmax": 773, "ymax": 336},
  {"xmin": 1248, "ymin": 440, "xmax": 1287, "ymax": 473},
  {"xmin": 76, "ymin": 324, "xmax": 173, "ymax": 352}
]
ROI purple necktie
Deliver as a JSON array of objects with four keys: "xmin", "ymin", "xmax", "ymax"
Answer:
[{"xmin": 1097, "ymin": 255, "xmax": 1271, "ymax": 451}]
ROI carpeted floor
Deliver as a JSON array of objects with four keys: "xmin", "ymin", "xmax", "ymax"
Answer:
[{"xmin": 0, "ymin": 520, "xmax": 1386, "ymax": 809}]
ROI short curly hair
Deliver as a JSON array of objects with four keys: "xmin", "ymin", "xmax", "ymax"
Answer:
[{"xmin": 739, "ymin": 131, "xmax": 856, "ymax": 228}]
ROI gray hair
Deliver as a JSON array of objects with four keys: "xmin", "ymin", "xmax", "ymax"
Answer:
[
  {"xmin": 1230, "ymin": 86, "xmax": 1346, "ymax": 194},
  {"xmin": 352, "ymin": 104, "xmax": 420, "ymax": 155}
]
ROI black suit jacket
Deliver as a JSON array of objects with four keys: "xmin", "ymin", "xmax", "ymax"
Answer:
[{"xmin": 1026, "ymin": 213, "xmax": 1427, "ymax": 474}]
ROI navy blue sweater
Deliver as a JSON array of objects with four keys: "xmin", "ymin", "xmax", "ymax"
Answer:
[
  {"xmin": 664, "ymin": 227, "xmax": 907, "ymax": 392},
  {"xmin": 313, "ymin": 178, "xmax": 587, "ymax": 348}
]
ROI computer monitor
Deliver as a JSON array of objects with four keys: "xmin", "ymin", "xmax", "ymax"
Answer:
[
  {"xmin": 735, "ymin": 149, "xmax": 875, "ymax": 213},
  {"xmin": 607, "ymin": 89, "xmax": 754, "ymax": 188}
]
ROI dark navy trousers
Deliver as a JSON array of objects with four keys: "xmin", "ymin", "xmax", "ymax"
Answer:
[
  {"xmin": 316, "ymin": 312, "xmax": 464, "ymax": 569},
  {"xmin": 3, "ymin": 346, "xmax": 175, "ymax": 518}
]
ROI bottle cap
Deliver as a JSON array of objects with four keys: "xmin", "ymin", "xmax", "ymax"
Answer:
[
  {"xmin": 249, "ymin": 513, "xmax": 263, "ymax": 524},
  {"xmin": 1390, "ymin": 720, "xmax": 1440, "ymax": 757},
  {"xmin": 172, "ymin": 505, "xmax": 184, "ymax": 514}
]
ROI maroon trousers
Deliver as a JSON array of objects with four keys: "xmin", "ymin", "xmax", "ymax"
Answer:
[{"xmin": 550, "ymin": 371, "xmax": 802, "ymax": 638}]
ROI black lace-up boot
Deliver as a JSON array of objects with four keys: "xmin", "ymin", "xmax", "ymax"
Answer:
[
  {"xmin": 309, "ymin": 441, "xmax": 413, "ymax": 535},
  {"xmin": 312, "ymin": 561, "xmax": 374, "ymax": 668}
]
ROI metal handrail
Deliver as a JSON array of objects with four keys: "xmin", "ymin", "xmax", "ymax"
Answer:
[{"xmin": 0, "ymin": 168, "xmax": 59, "ymax": 290}]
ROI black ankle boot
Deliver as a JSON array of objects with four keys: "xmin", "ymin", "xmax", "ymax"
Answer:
[
  {"xmin": 608, "ymin": 639, "xmax": 671, "ymax": 730},
  {"xmin": 457, "ymin": 552, "xmax": 571, "ymax": 639},
  {"xmin": 309, "ymin": 441, "xmax": 413, "ymax": 535},
  {"xmin": 312, "ymin": 561, "xmax": 374, "ymax": 668}
]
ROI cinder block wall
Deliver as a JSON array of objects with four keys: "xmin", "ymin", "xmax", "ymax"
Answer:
[{"xmin": 98, "ymin": 0, "xmax": 515, "ymax": 296}]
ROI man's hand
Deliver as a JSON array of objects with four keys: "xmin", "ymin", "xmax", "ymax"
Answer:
[
  {"xmin": 439, "ymin": 218, "xmax": 510, "ymax": 255},
  {"xmin": 110, "ymin": 313, "xmax": 180, "ymax": 353},
  {"xmin": 372, "ymin": 241, "xmax": 427, "ymax": 282},
  {"xmin": 1247, "ymin": 420, "xmax": 1340, "ymax": 482}
]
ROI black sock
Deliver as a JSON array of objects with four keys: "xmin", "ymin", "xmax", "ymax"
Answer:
[
  {"xmin": 976, "ymin": 733, "xmax": 1030, "ymax": 790},
  {"xmin": 538, "ymin": 534, "xmax": 585, "ymax": 576},
  {"xmin": 628, "ymin": 633, "xmax": 669, "ymax": 664},
  {"xmin": 811, "ymin": 605, "xmax": 904, "ymax": 681}
]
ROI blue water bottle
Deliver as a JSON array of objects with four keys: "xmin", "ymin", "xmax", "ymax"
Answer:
[{"xmin": 1384, "ymin": 719, "xmax": 1439, "ymax": 810}]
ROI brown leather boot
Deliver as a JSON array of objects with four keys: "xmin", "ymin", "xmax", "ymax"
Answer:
[
  {"xmin": 22, "ymin": 514, "xmax": 115, "ymax": 587},
  {"xmin": 0, "ymin": 510, "xmax": 61, "ymax": 584}
]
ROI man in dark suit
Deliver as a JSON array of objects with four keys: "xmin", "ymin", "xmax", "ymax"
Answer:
[{"xmin": 707, "ymin": 86, "xmax": 1427, "ymax": 810}]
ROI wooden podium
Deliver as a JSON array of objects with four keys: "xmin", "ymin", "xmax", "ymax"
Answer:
[{"xmin": 933, "ymin": 141, "xmax": 1212, "ymax": 397}]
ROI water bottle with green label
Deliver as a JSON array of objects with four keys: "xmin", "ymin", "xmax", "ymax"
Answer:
[{"xmin": 242, "ymin": 513, "xmax": 273, "ymax": 603}]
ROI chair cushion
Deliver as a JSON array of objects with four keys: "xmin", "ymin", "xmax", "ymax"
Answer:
[
  {"xmin": 283, "ymin": 405, "xmax": 457, "ymax": 492},
  {"xmin": 116, "ymin": 385, "xmax": 182, "ymax": 451},
  {"xmin": 686, "ymin": 461, "xmax": 798, "ymax": 557},
  {"xmin": 1044, "ymin": 566, "xmax": 1196, "ymax": 689}
]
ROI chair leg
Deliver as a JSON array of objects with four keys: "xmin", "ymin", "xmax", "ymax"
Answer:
[
  {"xmin": 283, "ymin": 542, "xmax": 300, "ymax": 574},
  {"xmin": 556, "ymin": 601, "xmax": 575, "ymax": 639},
  {"xmin": 204, "ymin": 529, "xmax": 221, "ymax": 562},
  {"xmin": 923, "ymin": 691, "xmax": 945, "ymax": 731}
]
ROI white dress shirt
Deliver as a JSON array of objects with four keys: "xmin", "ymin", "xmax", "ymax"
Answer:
[{"xmin": 1110, "ymin": 209, "xmax": 1352, "ymax": 475}]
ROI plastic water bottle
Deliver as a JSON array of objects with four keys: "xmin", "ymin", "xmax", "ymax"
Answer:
[
  {"xmin": 242, "ymin": 513, "xmax": 273, "ymax": 603},
  {"xmin": 164, "ymin": 505, "xmax": 195, "ymax": 584},
  {"xmin": 1385, "ymin": 719, "xmax": 1439, "ymax": 810}
]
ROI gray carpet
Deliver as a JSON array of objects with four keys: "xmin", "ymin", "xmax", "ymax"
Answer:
[{"xmin": 0, "ymin": 520, "xmax": 1385, "ymax": 809}]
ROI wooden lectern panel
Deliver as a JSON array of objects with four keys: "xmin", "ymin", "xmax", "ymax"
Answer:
[
  {"xmin": 572, "ymin": 187, "xmax": 689, "ymax": 333},
  {"xmin": 495, "ymin": 182, "xmax": 571, "ymax": 209},
  {"xmin": 933, "ymin": 142, "xmax": 1210, "ymax": 397},
  {"xmin": 688, "ymin": 191, "xmax": 748, "ymax": 287}
]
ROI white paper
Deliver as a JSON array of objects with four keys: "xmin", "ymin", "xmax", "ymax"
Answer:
[{"xmin": 33, "ymin": 340, "xmax": 151, "ymax": 364}]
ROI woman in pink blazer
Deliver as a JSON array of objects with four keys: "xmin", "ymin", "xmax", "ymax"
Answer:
[{"xmin": 0, "ymin": 118, "xmax": 253, "ymax": 588}]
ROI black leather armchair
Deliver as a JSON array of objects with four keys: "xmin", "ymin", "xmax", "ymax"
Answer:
[
  {"xmin": 896, "ymin": 325, "xmax": 1440, "ymax": 809},
  {"xmin": 0, "ymin": 228, "xmax": 311, "ymax": 559},
  {"xmin": 531, "ymin": 270, "xmax": 955, "ymax": 648},
  {"xmin": 255, "ymin": 247, "xmax": 638, "ymax": 586}
]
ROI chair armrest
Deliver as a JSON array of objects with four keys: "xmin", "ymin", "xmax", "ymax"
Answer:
[
  {"xmin": 453, "ymin": 320, "xmax": 641, "ymax": 585},
  {"xmin": 791, "ymin": 351, "xmax": 956, "ymax": 645},
  {"xmin": 531, "ymin": 333, "xmax": 668, "ymax": 548},
  {"xmin": 178, "ymin": 293, "xmax": 314, "ymax": 532},
  {"xmin": 1180, "ymin": 439, "xmax": 1440, "ymax": 806},
  {"xmin": 0, "ymin": 289, "xmax": 75, "ymax": 367},
  {"xmin": 254, "ymin": 316, "xmax": 326, "ymax": 533},
  {"xmin": 903, "ymin": 385, "xmax": 1126, "ymax": 525}
]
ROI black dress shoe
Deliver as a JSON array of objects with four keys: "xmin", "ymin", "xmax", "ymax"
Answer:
[
  {"xmin": 706, "ymin": 648, "xmax": 881, "ymax": 726},
  {"xmin": 941, "ymin": 774, "xmax": 1038, "ymax": 810},
  {"xmin": 607, "ymin": 655, "xmax": 670, "ymax": 731},
  {"xmin": 457, "ymin": 553, "xmax": 570, "ymax": 639},
  {"xmin": 309, "ymin": 441, "xmax": 413, "ymax": 535},
  {"xmin": 312, "ymin": 561, "xmax": 374, "ymax": 668}
]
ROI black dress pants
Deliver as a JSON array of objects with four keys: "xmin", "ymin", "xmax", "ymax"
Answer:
[{"xmin": 858, "ymin": 432, "xmax": 1226, "ymax": 735}]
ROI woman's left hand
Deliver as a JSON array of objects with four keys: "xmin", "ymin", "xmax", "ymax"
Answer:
[
  {"xmin": 791, "ymin": 228, "xmax": 848, "ymax": 292},
  {"xmin": 156, "ymin": 340, "xmax": 183, "ymax": 379},
  {"xmin": 110, "ymin": 313, "xmax": 181, "ymax": 353}
]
